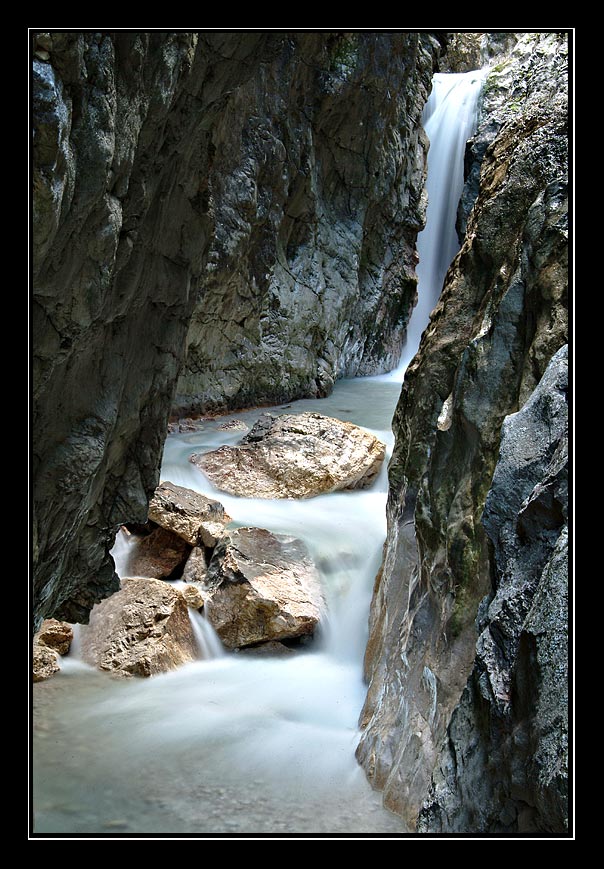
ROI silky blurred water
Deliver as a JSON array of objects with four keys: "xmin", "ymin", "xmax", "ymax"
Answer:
[{"xmin": 33, "ymin": 375, "xmax": 406, "ymax": 835}]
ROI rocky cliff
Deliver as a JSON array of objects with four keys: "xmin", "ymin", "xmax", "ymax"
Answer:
[
  {"xmin": 418, "ymin": 346, "xmax": 568, "ymax": 833},
  {"xmin": 175, "ymin": 33, "xmax": 438, "ymax": 412},
  {"xmin": 356, "ymin": 32, "xmax": 568, "ymax": 831},
  {"xmin": 32, "ymin": 32, "xmax": 437, "ymax": 627}
]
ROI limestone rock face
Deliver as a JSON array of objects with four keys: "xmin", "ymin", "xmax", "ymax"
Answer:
[
  {"xmin": 79, "ymin": 577, "xmax": 197, "ymax": 677},
  {"xmin": 192, "ymin": 412, "xmax": 386, "ymax": 499},
  {"xmin": 33, "ymin": 32, "xmax": 438, "ymax": 628},
  {"xmin": 418, "ymin": 346, "xmax": 568, "ymax": 833},
  {"xmin": 174, "ymin": 33, "xmax": 440, "ymax": 414},
  {"xmin": 148, "ymin": 481, "xmax": 231, "ymax": 547},
  {"xmin": 357, "ymin": 32, "xmax": 568, "ymax": 830},
  {"xmin": 202, "ymin": 527, "xmax": 325, "ymax": 649}
]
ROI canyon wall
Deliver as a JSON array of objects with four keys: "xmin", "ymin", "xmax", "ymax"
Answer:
[
  {"xmin": 356, "ymin": 32, "xmax": 569, "ymax": 832},
  {"xmin": 175, "ymin": 33, "xmax": 439, "ymax": 412},
  {"xmin": 33, "ymin": 32, "xmax": 438, "ymax": 626}
]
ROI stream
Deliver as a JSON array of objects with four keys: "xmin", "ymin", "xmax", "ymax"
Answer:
[{"xmin": 32, "ymin": 70, "xmax": 484, "ymax": 837}]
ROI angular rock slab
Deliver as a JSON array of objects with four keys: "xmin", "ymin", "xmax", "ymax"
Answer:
[
  {"xmin": 126, "ymin": 527, "xmax": 190, "ymax": 580},
  {"xmin": 79, "ymin": 578, "xmax": 197, "ymax": 677},
  {"xmin": 192, "ymin": 412, "xmax": 386, "ymax": 499},
  {"xmin": 203, "ymin": 527, "xmax": 325, "ymax": 649},
  {"xmin": 149, "ymin": 481, "xmax": 231, "ymax": 547}
]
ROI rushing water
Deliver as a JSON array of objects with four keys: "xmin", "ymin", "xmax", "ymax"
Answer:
[{"xmin": 32, "ymin": 72, "xmax": 484, "ymax": 837}]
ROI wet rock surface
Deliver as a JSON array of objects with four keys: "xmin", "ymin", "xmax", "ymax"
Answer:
[
  {"xmin": 126, "ymin": 527, "xmax": 190, "ymax": 580},
  {"xmin": 79, "ymin": 577, "xmax": 197, "ymax": 677},
  {"xmin": 201, "ymin": 527, "xmax": 325, "ymax": 649},
  {"xmin": 418, "ymin": 346, "xmax": 568, "ymax": 833},
  {"xmin": 32, "ymin": 619, "xmax": 74, "ymax": 682},
  {"xmin": 192, "ymin": 412, "xmax": 386, "ymax": 499},
  {"xmin": 148, "ymin": 481, "xmax": 231, "ymax": 547},
  {"xmin": 357, "ymin": 32, "xmax": 568, "ymax": 830}
]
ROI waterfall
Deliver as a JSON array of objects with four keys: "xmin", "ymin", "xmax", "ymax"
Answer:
[
  {"xmin": 188, "ymin": 607, "xmax": 225, "ymax": 659},
  {"xmin": 403, "ymin": 70, "xmax": 485, "ymax": 359}
]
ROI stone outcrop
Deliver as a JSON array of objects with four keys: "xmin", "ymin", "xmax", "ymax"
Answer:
[
  {"xmin": 357, "ymin": 32, "xmax": 568, "ymax": 830},
  {"xmin": 148, "ymin": 481, "xmax": 231, "ymax": 547},
  {"xmin": 192, "ymin": 412, "xmax": 386, "ymax": 499},
  {"xmin": 79, "ymin": 577, "xmax": 197, "ymax": 677},
  {"xmin": 417, "ymin": 346, "xmax": 568, "ymax": 833},
  {"xmin": 33, "ymin": 31, "xmax": 438, "ymax": 628},
  {"xmin": 202, "ymin": 527, "xmax": 325, "ymax": 649}
]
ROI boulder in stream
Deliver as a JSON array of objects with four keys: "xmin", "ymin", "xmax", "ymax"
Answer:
[
  {"xmin": 149, "ymin": 481, "xmax": 231, "ymax": 546},
  {"xmin": 32, "ymin": 619, "xmax": 74, "ymax": 682},
  {"xmin": 202, "ymin": 527, "xmax": 325, "ymax": 649},
  {"xmin": 79, "ymin": 577, "xmax": 197, "ymax": 677},
  {"xmin": 191, "ymin": 412, "xmax": 386, "ymax": 499}
]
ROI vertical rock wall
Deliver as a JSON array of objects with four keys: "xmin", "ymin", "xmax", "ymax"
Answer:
[
  {"xmin": 175, "ymin": 33, "xmax": 439, "ymax": 412},
  {"xmin": 357, "ymin": 32, "xmax": 569, "ymax": 831}
]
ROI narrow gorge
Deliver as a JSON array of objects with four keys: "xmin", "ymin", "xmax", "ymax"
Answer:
[{"xmin": 32, "ymin": 30, "xmax": 570, "ymax": 838}]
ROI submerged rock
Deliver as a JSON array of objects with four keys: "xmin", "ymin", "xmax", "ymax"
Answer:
[
  {"xmin": 217, "ymin": 419, "xmax": 249, "ymax": 432},
  {"xmin": 192, "ymin": 412, "xmax": 386, "ymax": 499},
  {"xmin": 79, "ymin": 578, "xmax": 197, "ymax": 677},
  {"xmin": 202, "ymin": 527, "xmax": 325, "ymax": 648},
  {"xmin": 126, "ymin": 527, "xmax": 190, "ymax": 580},
  {"xmin": 148, "ymin": 481, "xmax": 231, "ymax": 547}
]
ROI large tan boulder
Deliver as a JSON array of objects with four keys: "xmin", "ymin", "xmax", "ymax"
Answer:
[
  {"xmin": 202, "ymin": 527, "xmax": 325, "ymax": 649},
  {"xmin": 149, "ymin": 481, "xmax": 231, "ymax": 547},
  {"xmin": 79, "ymin": 578, "xmax": 197, "ymax": 677},
  {"xmin": 191, "ymin": 412, "xmax": 385, "ymax": 499}
]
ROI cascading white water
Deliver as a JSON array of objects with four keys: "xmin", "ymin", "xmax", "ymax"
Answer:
[
  {"xmin": 32, "ymin": 72, "xmax": 484, "ymax": 835},
  {"xmin": 394, "ymin": 70, "xmax": 485, "ymax": 376}
]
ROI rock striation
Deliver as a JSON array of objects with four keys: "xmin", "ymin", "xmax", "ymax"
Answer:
[
  {"xmin": 192, "ymin": 412, "xmax": 386, "ymax": 499},
  {"xmin": 357, "ymin": 32, "xmax": 568, "ymax": 831},
  {"xmin": 33, "ymin": 31, "xmax": 438, "ymax": 628}
]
